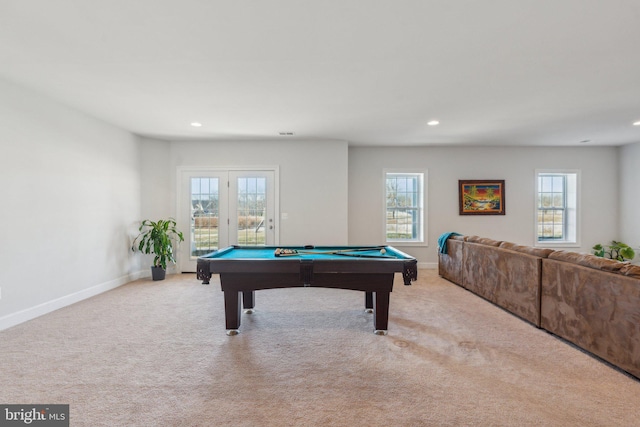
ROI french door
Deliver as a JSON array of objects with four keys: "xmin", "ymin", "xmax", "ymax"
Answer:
[{"xmin": 178, "ymin": 168, "xmax": 277, "ymax": 272}]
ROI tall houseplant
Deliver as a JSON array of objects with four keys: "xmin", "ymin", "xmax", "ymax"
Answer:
[{"xmin": 132, "ymin": 218, "xmax": 184, "ymax": 280}]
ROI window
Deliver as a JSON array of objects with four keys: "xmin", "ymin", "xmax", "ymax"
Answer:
[
  {"xmin": 384, "ymin": 171, "xmax": 426, "ymax": 244},
  {"xmin": 535, "ymin": 170, "xmax": 579, "ymax": 246}
]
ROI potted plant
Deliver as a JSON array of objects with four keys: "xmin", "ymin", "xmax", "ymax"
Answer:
[
  {"xmin": 132, "ymin": 218, "xmax": 184, "ymax": 280},
  {"xmin": 592, "ymin": 240, "xmax": 636, "ymax": 262}
]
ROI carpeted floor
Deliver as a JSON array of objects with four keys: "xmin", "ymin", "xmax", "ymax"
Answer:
[{"xmin": 1, "ymin": 269, "xmax": 639, "ymax": 426}]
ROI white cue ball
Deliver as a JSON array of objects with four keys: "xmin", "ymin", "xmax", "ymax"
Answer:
[{"xmin": 380, "ymin": 248, "xmax": 386, "ymax": 255}]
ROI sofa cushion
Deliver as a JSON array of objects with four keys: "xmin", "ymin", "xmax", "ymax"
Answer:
[
  {"xmin": 548, "ymin": 250, "xmax": 626, "ymax": 273},
  {"xmin": 621, "ymin": 264, "xmax": 640, "ymax": 279},
  {"xmin": 499, "ymin": 242, "xmax": 554, "ymax": 258},
  {"xmin": 466, "ymin": 236, "xmax": 502, "ymax": 246}
]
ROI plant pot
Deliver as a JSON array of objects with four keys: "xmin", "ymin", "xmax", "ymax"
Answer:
[{"xmin": 151, "ymin": 266, "xmax": 166, "ymax": 281}]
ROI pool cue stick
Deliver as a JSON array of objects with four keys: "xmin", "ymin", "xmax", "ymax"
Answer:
[
  {"xmin": 332, "ymin": 246, "xmax": 387, "ymax": 254},
  {"xmin": 274, "ymin": 246, "xmax": 388, "ymax": 257},
  {"xmin": 299, "ymin": 246, "xmax": 386, "ymax": 254},
  {"xmin": 274, "ymin": 251, "xmax": 393, "ymax": 259},
  {"xmin": 297, "ymin": 248, "xmax": 389, "ymax": 256},
  {"xmin": 332, "ymin": 252, "xmax": 395, "ymax": 258}
]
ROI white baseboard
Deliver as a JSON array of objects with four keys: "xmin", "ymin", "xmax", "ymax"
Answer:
[{"xmin": 0, "ymin": 271, "xmax": 146, "ymax": 331}]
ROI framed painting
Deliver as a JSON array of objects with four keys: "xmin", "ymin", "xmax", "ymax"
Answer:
[{"xmin": 459, "ymin": 180, "xmax": 505, "ymax": 215}]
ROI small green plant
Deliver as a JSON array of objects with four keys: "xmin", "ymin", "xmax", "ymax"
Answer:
[
  {"xmin": 132, "ymin": 218, "xmax": 184, "ymax": 270},
  {"xmin": 592, "ymin": 241, "xmax": 635, "ymax": 262}
]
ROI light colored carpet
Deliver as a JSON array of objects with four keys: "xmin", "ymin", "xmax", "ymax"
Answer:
[{"xmin": 1, "ymin": 269, "xmax": 638, "ymax": 426}]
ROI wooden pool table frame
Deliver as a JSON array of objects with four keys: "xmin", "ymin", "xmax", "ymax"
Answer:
[{"xmin": 196, "ymin": 245, "xmax": 418, "ymax": 335}]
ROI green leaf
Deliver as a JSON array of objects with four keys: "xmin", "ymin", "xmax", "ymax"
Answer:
[
  {"xmin": 620, "ymin": 247, "xmax": 635, "ymax": 261},
  {"xmin": 592, "ymin": 244, "xmax": 604, "ymax": 257}
]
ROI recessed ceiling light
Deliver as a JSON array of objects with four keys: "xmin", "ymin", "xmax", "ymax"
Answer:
[
  {"xmin": 633, "ymin": 120, "xmax": 640, "ymax": 126},
  {"xmin": 427, "ymin": 120, "xmax": 440, "ymax": 126},
  {"xmin": 190, "ymin": 122, "xmax": 202, "ymax": 127}
]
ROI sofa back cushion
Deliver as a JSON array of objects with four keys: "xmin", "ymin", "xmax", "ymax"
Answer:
[
  {"xmin": 466, "ymin": 236, "xmax": 502, "ymax": 246},
  {"xmin": 548, "ymin": 250, "xmax": 626, "ymax": 273},
  {"xmin": 499, "ymin": 242, "xmax": 554, "ymax": 258},
  {"xmin": 621, "ymin": 264, "xmax": 640, "ymax": 279}
]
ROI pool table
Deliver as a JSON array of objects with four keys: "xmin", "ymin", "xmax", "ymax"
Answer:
[{"xmin": 196, "ymin": 245, "xmax": 417, "ymax": 335}]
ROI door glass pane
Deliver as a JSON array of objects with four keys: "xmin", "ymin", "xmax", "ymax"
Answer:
[
  {"xmin": 237, "ymin": 177, "xmax": 266, "ymax": 245},
  {"xmin": 191, "ymin": 177, "xmax": 219, "ymax": 256}
]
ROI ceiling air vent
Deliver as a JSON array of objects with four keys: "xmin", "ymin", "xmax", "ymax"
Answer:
[{"xmin": 278, "ymin": 132, "xmax": 295, "ymax": 136}]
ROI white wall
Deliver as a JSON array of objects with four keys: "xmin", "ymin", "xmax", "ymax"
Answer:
[
  {"xmin": 349, "ymin": 146, "xmax": 619, "ymax": 265},
  {"xmin": 159, "ymin": 139, "xmax": 349, "ymax": 245},
  {"xmin": 0, "ymin": 78, "xmax": 142, "ymax": 329},
  {"xmin": 139, "ymin": 137, "xmax": 172, "ymax": 219},
  {"xmin": 619, "ymin": 141, "xmax": 640, "ymax": 258}
]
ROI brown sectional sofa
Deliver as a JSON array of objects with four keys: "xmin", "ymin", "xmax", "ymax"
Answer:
[{"xmin": 438, "ymin": 234, "xmax": 640, "ymax": 379}]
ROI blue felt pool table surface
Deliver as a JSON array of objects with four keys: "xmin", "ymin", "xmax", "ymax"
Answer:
[{"xmin": 201, "ymin": 245, "xmax": 411, "ymax": 260}]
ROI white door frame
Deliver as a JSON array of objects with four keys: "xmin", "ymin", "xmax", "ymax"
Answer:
[{"xmin": 176, "ymin": 166, "xmax": 280, "ymax": 272}]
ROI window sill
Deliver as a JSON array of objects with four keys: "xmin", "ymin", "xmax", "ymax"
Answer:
[
  {"xmin": 386, "ymin": 241, "xmax": 427, "ymax": 248},
  {"xmin": 534, "ymin": 241, "xmax": 580, "ymax": 249}
]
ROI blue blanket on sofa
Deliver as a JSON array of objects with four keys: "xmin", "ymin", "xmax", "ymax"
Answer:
[{"xmin": 437, "ymin": 232, "xmax": 461, "ymax": 254}]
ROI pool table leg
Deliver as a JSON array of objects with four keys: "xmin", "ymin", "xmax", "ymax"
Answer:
[
  {"xmin": 373, "ymin": 291, "xmax": 390, "ymax": 335},
  {"xmin": 364, "ymin": 292, "xmax": 374, "ymax": 313},
  {"xmin": 243, "ymin": 291, "xmax": 255, "ymax": 314},
  {"xmin": 224, "ymin": 291, "xmax": 241, "ymax": 336}
]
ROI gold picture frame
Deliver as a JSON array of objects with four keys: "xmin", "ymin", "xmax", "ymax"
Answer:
[{"xmin": 459, "ymin": 180, "xmax": 505, "ymax": 215}]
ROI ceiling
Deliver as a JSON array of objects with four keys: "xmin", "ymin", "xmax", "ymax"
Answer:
[{"xmin": 1, "ymin": 0, "xmax": 640, "ymax": 147}]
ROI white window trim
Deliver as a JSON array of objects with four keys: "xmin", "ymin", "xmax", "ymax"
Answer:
[
  {"xmin": 383, "ymin": 169, "xmax": 428, "ymax": 247},
  {"xmin": 534, "ymin": 169, "xmax": 581, "ymax": 248}
]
